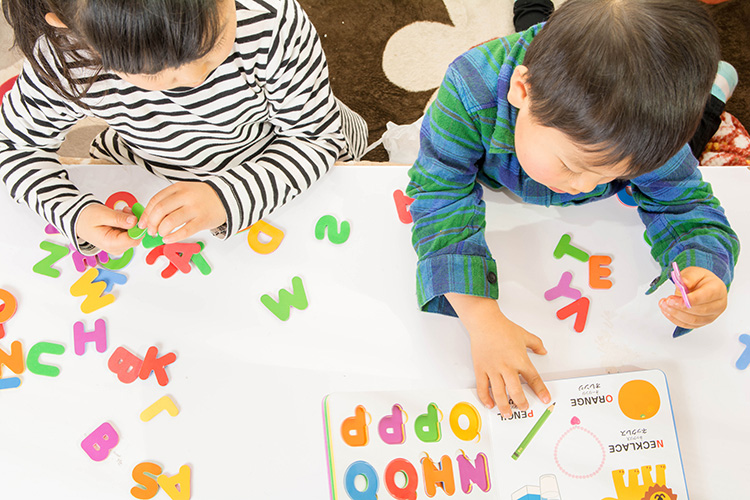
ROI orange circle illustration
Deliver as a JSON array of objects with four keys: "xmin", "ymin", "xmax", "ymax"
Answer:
[{"xmin": 618, "ymin": 380, "xmax": 660, "ymax": 420}]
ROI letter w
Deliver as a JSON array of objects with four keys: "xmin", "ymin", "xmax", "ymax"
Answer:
[{"xmin": 260, "ymin": 276, "xmax": 308, "ymax": 321}]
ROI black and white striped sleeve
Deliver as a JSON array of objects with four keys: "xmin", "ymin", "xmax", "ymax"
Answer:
[
  {"xmin": 204, "ymin": 0, "xmax": 346, "ymax": 237},
  {"xmin": 0, "ymin": 60, "xmax": 99, "ymax": 252}
]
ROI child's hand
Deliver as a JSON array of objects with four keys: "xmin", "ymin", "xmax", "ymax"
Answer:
[
  {"xmin": 137, "ymin": 182, "xmax": 227, "ymax": 244},
  {"xmin": 76, "ymin": 203, "xmax": 141, "ymax": 255},
  {"xmin": 446, "ymin": 293, "xmax": 551, "ymax": 418},
  {"xmin": 658, "ymin": 266, "xmax": 728, "ymax": 328}
]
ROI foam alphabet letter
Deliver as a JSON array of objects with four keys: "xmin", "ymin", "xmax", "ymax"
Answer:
[
  {"xmin": 393, "ymin": 189, "xmax": 415, "ymax": 224},
  {"xmin": 246, "ymin": 220, "xmax": 284, "ymax": 254},
  {"xmin": 92, "ymin": 268, "xmax": 128, "ymax": 294},
  {"xmin": 589, "ymin": 255, "xmax": 613, "ymax": 289},
  {"xmin": 341, "ymin": 405, "xmax": 369, "ymax": 447},
  {"xmin": 157, "ymin": 464, "xmax": 191, "ymax": 500},
  {"xmin": 415, "ymin": 403, "xmax": 441, "ymax": 443},
  {"xmin": 138, "ymin": 346, "xmax": 177, "ymax": 386},
  {"xmin": 344, "ymin": 461, "xmax": 379, "ymax": 500},
  {"xmin": 456, "ymin": 452, "xmax": 491, "ymax": 494},
  {"xmin": 73, "ymin": 319, "xmax": 107, "ymax": 355},
  {"xmin": 140, "ymin": 395, "xmax": 180, "ymax": 422},
  {"xmin": 146, "ymin": 246, "xmax": 178, "ymax": 279},
  {"xmin": 315, "ymin": 215, "xmax": 351, "ymax": 244},
  {"xmin": 81, "ymin": 422, "xmax": 119, "ymax": 461},
  {"xmin": 0, "ymin": 377, "xmax": 21, "ymax": 390},
  {"xmin": 385, "ymin": 458, "xmax": 419, "ymax": 500},
  {"xmin": 0, "ymin": 288, "xmax": 18, "ymax": 339},
  {"xmin": 162, "ymin": 243, "xmax": 202, "ymax": 274},
  {"xmin": 190, "ymin": 242, "xmax": 211, "ymax": 275},
  {"xmin": 260, "ymin": 276, "xmax": 308, "ymax": 321},
  {"xmin": 553, "ymin": 234, "xmax": 589, "ymax": 262},
  {"xmin": 100, "ymin": 247, "xmax": 134, "ymax": 271},
  {"xmin": 544, "ymin": 271, "xmax": 582, "ymax": 301},
  {"xmin": 421, "ymin": 454, "xmax": 455, "ymax": 497},
  {"xmin": 449, "ymin": 402, "xmax": 481, "ymax": 441},
  {"xmin": 131, "ymin": 461, "xmax": 163, "ymax": 500},
  {"xmin": 108, "ymin": 346, "xmax": 143, "ymax": 384},
  {"xmin": 69, "ymin": 246, "xmax": 109, "ymax": 272},
  {"xmin": 105, "ymin": 191, "xmax": 138, "ymax": 210},
  {"xmin": 378, "ymin": 404, "xmax": 406, "ymax": 445},
  {"xmin": 0, "ymin": 340, "xmax": 24, "ymax": 376},
  {"xmin": 556, "ymin": 297, "xmax": 590, "ymax": 333},
  {"xmin": 26, "ymin": 341, "xmax": 65, "ymax": 377},
  {"xmin": 32, "ymin": 241, "xmax": 69, "ymax": 278},
  {"xmin": 70, "ymin": 268, "xmax": 116, "ymax": 313},
  {"xmin": 127, "ymin": 202, "xmax": 148, "ymax": 239}
]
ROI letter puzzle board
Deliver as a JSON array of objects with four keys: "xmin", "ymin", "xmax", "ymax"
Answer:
[{"xmin": 323, "ymin": 370, "xmax": 688, "ymax": 500}]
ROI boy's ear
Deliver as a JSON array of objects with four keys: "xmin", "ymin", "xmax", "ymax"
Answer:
[
  {"xmin": 507, "ymin": 65, "xmax": 530, "ymax": 109},
  {"xmin": 45, "ymin": 13, "xmax": 68, "ymax": 29}
]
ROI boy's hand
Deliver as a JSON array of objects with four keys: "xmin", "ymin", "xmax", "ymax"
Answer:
[
  {"xmin": 446, "ymin": 293, "xmax": 551, "ymax": 418},
  {"xmin": 76, "ymin": 203, "xmax": 141, "ymax": 255},
  {"xmin": 137, "ymin": 182, "xmax": 227, "ymax": 244},
  {"xmin": 659, "ymin": 266, "xmax": 728, "ymax": 328}
]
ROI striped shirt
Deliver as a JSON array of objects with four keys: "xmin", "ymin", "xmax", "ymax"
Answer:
[
  {"xmin": 406, "ymin": 27, "xmax": 740, "ymax": 317},
  {"xmin": 0, "ymin": 0, "xmax": 346, "ymax": 254}
]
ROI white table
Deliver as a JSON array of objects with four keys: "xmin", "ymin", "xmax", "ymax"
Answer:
[{"xmin": 0, "ymin": 164, "xmax": 747, "ymax": 498}]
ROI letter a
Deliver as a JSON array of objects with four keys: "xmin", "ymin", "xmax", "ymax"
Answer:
[
  {"xmin": 157, "ymin": 464, "xmax": 191, "ymax": 500},
  {"xmin": 260, "ymin": 276, "xmax": 308, "ymax": 321}
]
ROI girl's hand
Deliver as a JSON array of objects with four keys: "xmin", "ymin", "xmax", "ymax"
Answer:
[
  {"xmin": 137, "ymin": 182, "xmax": 227, "ymax": 244},
  {"xmin": 446, "ymin": 293, "xmax": 551, "ymax": 418},
  {"xmin": 76, "ymin": 203, "xmax": 140, "ymax": 255},
  {"xmin": 659, "ymin": 266, "xmax": 728, "ymax": 328}
]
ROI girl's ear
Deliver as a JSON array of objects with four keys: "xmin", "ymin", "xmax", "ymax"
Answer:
[
  {"xmin": 44, "ymin": 13, "xmax": 68, "ymax": 29},
  {"xmin": 507, "ymin": 65, "xmax": 530, "ymax": 109}
]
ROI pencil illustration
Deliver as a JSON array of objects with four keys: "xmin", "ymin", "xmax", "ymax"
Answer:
[{"xmin": 511, "ymin": 403, "xmax": 555, "ymax": 460}]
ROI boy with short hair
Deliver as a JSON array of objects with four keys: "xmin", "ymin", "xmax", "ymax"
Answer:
[{"xmin": 406, "ymin": 0, "xmax": 739, "ymax": 419}]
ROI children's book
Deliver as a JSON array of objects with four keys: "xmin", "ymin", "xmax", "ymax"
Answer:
[{"xmin": 323, "ymin": 370, "xmax": 687, "ymax": 500}]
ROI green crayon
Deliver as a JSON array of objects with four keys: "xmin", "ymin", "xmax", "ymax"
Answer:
[{"xmin": 511, "ymin": 403, "xmax": 555, "ymax": 460}]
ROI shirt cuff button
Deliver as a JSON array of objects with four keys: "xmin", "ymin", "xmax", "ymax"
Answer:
[{"xmin": 487, "ymin": 271, "xmax": 497, "ymax": 284}]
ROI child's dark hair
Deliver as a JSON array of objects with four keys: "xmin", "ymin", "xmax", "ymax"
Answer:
[
  {"xmin": 522, "ymin": 0, "xmax": 720, "ymax": 177},
  {"xmin": 2, "ymin": 0, "xmax": 224, "ymax": 104}
]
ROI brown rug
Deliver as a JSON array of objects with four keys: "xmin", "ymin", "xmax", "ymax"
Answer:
[{"xmin": 301, "ymin": 0, "xmax": 750, "ymax": 161}]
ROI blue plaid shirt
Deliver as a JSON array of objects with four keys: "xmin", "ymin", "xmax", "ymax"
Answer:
[{"xmin": 406, "ymin": 26, "xmax": 739, "ymax": 317}]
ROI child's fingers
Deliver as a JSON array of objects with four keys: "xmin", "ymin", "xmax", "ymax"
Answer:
[
  {"xmin": 659, "ymin": 296, "xmax": 725, "ymax": 328},
  {"xmin": 521, "ymin": 368, "xmax": 551, "ymax": 405},
  {"xmin": 139, "ymin": 185, "xmax": 181, "ymax": 231},
  {"xmin": 161, "ymin": 219, "xmax": 199, "ymax": 244},
  {"xmin": 503, "ymin": 371, "xmax": 528, "ymax": 414},
  {"xmin": 489, "ymin": 375, "xmax": 511, "ymax": 418},
  {"xmin": 525, "ymin": 332, "xmax": 548, "ymax": 355},
  {"xmin": 475, "ymin": 371, "xmax": 494, "ymax": 409},
  {"xmin": 664, "ymin": 293, "xmax": 726, "ymax": 318}
]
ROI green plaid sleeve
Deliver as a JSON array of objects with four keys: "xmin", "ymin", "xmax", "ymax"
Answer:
[
  {"xmin": 406, "ymin": 64, "xmax": 500, "ymax": 316},
  {"xmin": 633, "ymin": 144, "xmax": 740, "ymax": 294}
]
